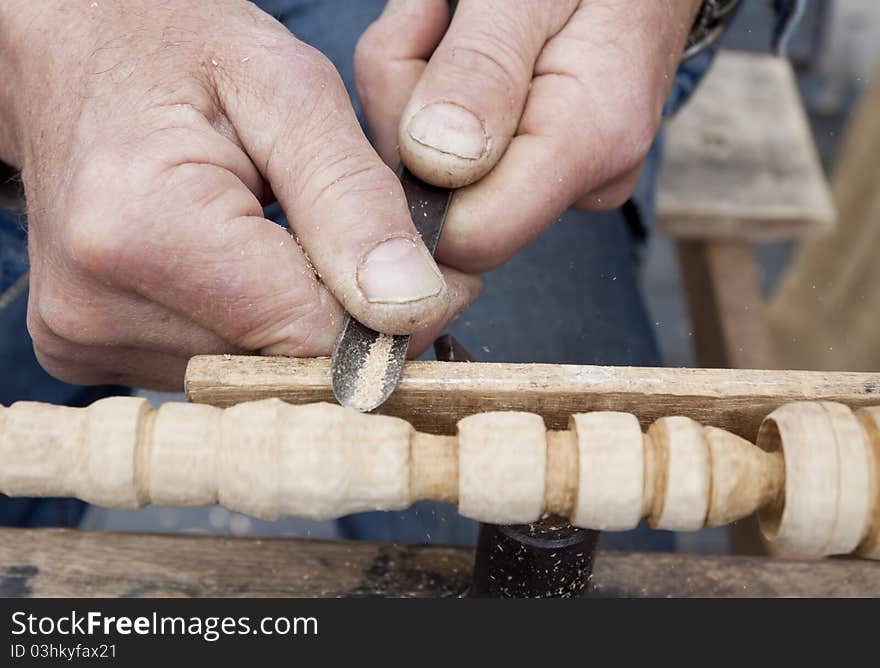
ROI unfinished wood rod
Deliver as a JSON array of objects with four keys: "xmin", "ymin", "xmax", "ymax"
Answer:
[
  {"xmin": 183, "ymin": 355, "xmax": 880, "ymax": 439},
  {"xmin": 2, "ymin": 397, "xmax": 879, "ymax": 560}
]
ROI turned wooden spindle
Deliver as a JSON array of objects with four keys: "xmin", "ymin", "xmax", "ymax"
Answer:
[{"xmin": 1, "ymin": 397, "xmax": 879, "ymax": 560}]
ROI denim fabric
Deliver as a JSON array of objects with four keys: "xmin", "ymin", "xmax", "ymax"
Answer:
[
  {"xmin": 0, "ymin": 0, "xmax": 763, "ymax": 545},
  {"xmin": 665, "ymin": 50, "xmax": 716, "ymax": 117},
  {"xmin": 772, "ymin": 0, "xmax": 807, "ymax": 54},
  {"xmin": 0, "ymin": 212, "xmax": 27, "ymax": 295}
]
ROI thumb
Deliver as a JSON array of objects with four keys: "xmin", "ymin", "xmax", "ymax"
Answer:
[
  {"xmin": 355, "ymin": 0, "xmax": 450, "ymax": 166},
  {"xmin": 216, "ymin": 37, "xmax": 450, "ymax": 335},
  {"xmin": 397, "ymin": 0, "xmax": 579, "ymax": 188}
]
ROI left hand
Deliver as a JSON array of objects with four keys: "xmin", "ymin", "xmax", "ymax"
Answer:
[{"xmin": 355, "ymin": 0, "xmax": 702, "ymax": 274}]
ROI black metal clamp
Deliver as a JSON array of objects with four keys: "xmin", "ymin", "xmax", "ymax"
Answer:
[{"xmin": 433, "ymin": 334, "xmax": 599, "ymax": 598}]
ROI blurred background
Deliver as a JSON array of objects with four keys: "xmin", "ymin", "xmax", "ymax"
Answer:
[{"xmin": 650, "ymin": 0, "xmax": 878, "ymax": 369}]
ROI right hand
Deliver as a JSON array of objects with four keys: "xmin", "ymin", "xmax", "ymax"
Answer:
[{"xmin": 0, "ymin": 0, "xmax": 481, "ymax": 389}]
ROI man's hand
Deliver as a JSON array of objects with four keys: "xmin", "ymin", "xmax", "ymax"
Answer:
[
  {"xmin": 355, "ymin": 0, "xmax": 702, "ymax": 272},
  {"xmin": 0, "ymin": 0, "xmax": 480, "ymax": 389}
]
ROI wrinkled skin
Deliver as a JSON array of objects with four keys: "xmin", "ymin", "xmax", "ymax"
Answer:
[{"xmin": 0, "ymin": 0, "xmax": 699, "ymax": 389}]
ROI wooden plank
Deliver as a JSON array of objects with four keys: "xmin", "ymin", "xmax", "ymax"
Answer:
[
  {"xmin": 677, "ymin": 240, "xmax": 780, "ymax": 556},
  {"xmin": 0, "ymin": 529, "xmax": 470, "ymax": 599},
  {"xmin": 185, "ymin": 355, "xmax": 880, "ymax": 440},
  {"xmin": 657, "ymin": 51, "xmax": 835, "ymax": 241},
  {"xmin": 677, "ymin": 240, "xmax": 778, "ymax": 370},
  {"xmin": 1, "ymin": 528, "xmax": 878, "ymax": 598}
]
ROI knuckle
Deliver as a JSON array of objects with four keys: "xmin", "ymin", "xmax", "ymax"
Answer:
[
  {"xmin": 301, "ymin": 156, "xmax": 392, "ymax": 212},
  {"xmin": 257, "ymin": 46, "xmax": 352, "ymax": 177},
  {"xmin": 588, "ymin": 187, "xmax": 635, "ymax": 212},
  {"xmin": 353, "ymin": 27, "xmax": 385, "ymax": 77},
  {"xmin": 32, "ymin": 346, "xmax": 113, "ymax": 387},
  {"xmin": 27, "ymin": 305, "xmax": 83, "ymax": 380},
  {"xmin": 466, "ymin": 240, "xmax": 508, "ymax": 273},
  {"xmin": 67, "ymin": 145, "xmax": 131, "ymax": 203},
  {"xmin": 25, "ymin": 301, "xmax": 55, "ymax": 354},
  {"xmin": 447, "ymin": 226, "xmax": 510, "ymax": 274},
  {"xmin": 62, "ymin": 152, "xmax": 136, "ymax": 280},
  {"xmin": 31, "ymin": 347, "xmax": 78, "ymax": 385},
  {"xmin": 227, "ymin": 35, "xmax": 344, "ymax": 114},
  {"xmin": 594, "ymin": 98, "xmax": 659, "ymax": 172},
  {"xmin": 167, "ymin": 163, "xmax": 259, "ymax": 217},
  {"xmin": 290, "ymin": 43, "xmax": 343, "ymax": 90},
  {"xmin": 353, "ymin": 30, "xmax": 389, "ymax": 107},
  {"xmin": 29, "ymin": 286, "xmax": 92, "ymax": 348},
  {"xmin": 616, "ymin": 120, "xmax": 657, "ymax": 172},
  {"xmin": 568, "ymin": 108, "xmax": 657, "ymax": 190},
  {"xmin": 64, "ymin": 210, "xmax": 127, "ymax": 281},
  {"xmin": 232, "ymin": 285, "xmax": 334, "ymax": 354},
  {"xmin": 441, "ymin": 32, "xmax": 526, "ymax": 96},
  {"xmin": 64, "ymin": 212, "xmax": 125, "ymax": 279}
]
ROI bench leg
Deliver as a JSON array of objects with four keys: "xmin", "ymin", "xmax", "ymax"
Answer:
[
  {"xmin": 677, "ymin": 240, "xmax": 778, "ymax": 370},
  {"xmin": 676, "ymin": 239, "xmax": 777, "ymax": 555}
]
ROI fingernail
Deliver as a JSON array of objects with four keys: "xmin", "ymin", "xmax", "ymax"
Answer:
[
  {"xmin": 407, "ymin": 102, "xmax": 486, "ymax": 160},
  {"xmin": 358, "ymin": 238, "xmax": 444, "ymax": 304}
]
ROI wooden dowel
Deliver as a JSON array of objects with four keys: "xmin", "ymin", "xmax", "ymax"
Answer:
[
  {"xmin": 3, "ymin": 396, "xmax": 880, "ymax": 560},
  {"xmin": 184, "ymin": 355, "xmax": 880, "ymax": 439},
  {"xmin": 409, "ymin": 432, "xmax": 457, "ymax": 504}
]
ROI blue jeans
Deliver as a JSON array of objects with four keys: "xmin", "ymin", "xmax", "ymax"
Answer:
[{"xmin": 0, "ymin": 0, "xmax": 718, "ymax": 549}]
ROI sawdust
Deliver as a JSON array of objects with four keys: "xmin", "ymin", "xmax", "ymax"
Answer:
[{"xmin": 351, "ymin": 333, "xmax": 395, "ymax": 410}]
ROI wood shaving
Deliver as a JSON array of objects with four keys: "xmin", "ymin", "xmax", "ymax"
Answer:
[{"xmin": 350, "ymin": 333, "xmax": 394, "ymax": 411}]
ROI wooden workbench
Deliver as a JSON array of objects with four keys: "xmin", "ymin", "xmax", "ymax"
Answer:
[
  {"xmin": 657, "ymin": 50, "xmax": 834, "ymax": 372},
  {"xmin": 2, "ymin": 528, "xmax": 878, "ymax": 598}
]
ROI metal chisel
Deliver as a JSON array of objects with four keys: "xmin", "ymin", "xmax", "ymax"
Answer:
[{"xmin": 330, "ymin": 168, "xmax": 452, "ymax": 412}]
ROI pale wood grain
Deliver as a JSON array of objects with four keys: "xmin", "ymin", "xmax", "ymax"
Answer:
[
  {"xmin": 2, "ymin": 396, "xmax": 862, "ymax": 556},
  {"xmin": 184, "ymin": 355, "xmax": 880, "ymax": 440},
  {"xmin": 657, "ymin": 51, "xmax": 835, "ymax": 241}
]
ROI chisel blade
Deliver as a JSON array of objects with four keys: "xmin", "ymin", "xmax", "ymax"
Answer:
[{"xmin": 331, "ymin": 168, "xmax": 452, "ymax": 412}]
